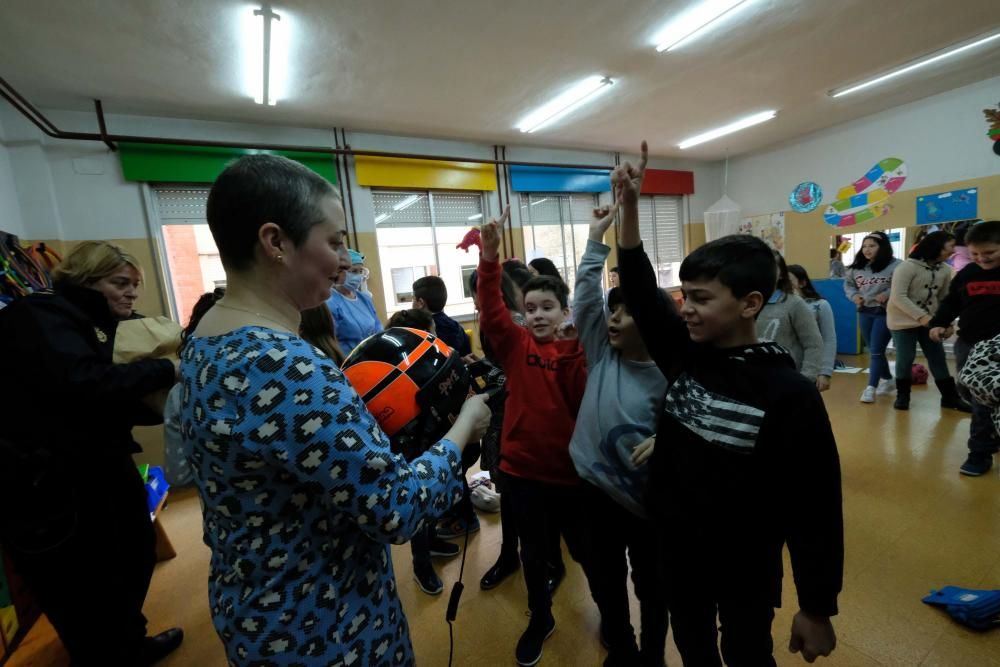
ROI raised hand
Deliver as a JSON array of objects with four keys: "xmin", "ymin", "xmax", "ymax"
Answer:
[
  {"xmin": 589, "ymin": 202, "xmax": 621, "ymax": 242},
  {"xmin": 616, "ymin": 141, "xmax": 649, "ymax": 250},
  {"xmin": 611, "ymin": 140, "xmax": 648, "ymax": 206},
  {"xmin": 480, "ymin": 206, "xmax": 510, "ymax": 262}
]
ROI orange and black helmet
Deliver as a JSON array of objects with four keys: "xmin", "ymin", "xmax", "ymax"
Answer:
[{"xmin": 342, "ymin": 327, "xmax": 472, "ymax": 460}]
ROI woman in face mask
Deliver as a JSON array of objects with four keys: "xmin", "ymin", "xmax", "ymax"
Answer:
[{"xmin": 324, "ymin": 248, "xmax": 383, "ymax": 356}]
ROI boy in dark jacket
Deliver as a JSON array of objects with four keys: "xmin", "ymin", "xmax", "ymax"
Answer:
[
  {"xmin": 413, "ymin": 275, "xmax": 472, "ymax": 357},
  {"xmin": 616, "ymin": 142, "xmax": 844, "ymax": 666},
  {"xmin": 929, "ymin": 219, "xmax": 1000, "ymax": 475}
]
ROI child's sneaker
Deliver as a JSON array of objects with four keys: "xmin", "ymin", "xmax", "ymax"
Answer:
[
  {"xmin": 959, "ymin": 454, "xmax": 994, "ymax": 477},
  {"xmin": 428, "ymin": 536, "xmax": 460, "ymax": 558},
  {"xmin": 876, "ymin": 378, "xmax": 896, "ymax": 395},
  {"xmin": 515, "ymin": 613, "xmax": 556, "ymax": 666},
  {"xmin": 860, "ymin": 386, "xmax": 876, "ymax": 403},
  {"xmin": 413, "ymin": 562, "xmax": 444, "ymax": 595},
  {"xmin": 436, "ymin": 514, "xmax": 481, "ymax": 540}
]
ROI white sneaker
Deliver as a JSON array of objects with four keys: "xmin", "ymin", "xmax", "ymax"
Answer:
[
  {"xmin": 860, "ymin": 386, "xmax": 876, "ymax": 403},
  {"xmin": 876, "ymin": 378, "xmax": 896, "ymax": 395}
]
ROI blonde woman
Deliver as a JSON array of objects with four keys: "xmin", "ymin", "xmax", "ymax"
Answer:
[{"xmin": 0, "ymin": 241, "xmax": 183, "ymax": 665}]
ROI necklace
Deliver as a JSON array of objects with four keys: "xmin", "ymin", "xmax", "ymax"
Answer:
[{"xmin": 215, "ymin": 301, "xmax": 297, "ymax": 333}]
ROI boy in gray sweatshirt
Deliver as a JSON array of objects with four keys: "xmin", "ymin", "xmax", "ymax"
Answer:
[{"xmin": 568, "ymin": 203, "xmax": 669, "ymax": 667}]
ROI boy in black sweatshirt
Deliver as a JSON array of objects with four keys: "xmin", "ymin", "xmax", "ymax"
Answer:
[
  {"xmin": 615, "ymin": 142, "xmax": 843, "ymax": 666},
  {"xmin": 929, "ymin": 219, "xmax": 1000, "ymax": 476}
]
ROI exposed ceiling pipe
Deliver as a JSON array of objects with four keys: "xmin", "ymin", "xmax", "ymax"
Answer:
[
  {"xmin": 0, "ymin": 77, "xmax": 619, "ymax": 172},
  {"xmin": 501, "ymin": 145, "xmax": 515, "ymax": 257},
  {"xmin": 338, "ymin": 127, "xmax": 360, "ymax": 251}
]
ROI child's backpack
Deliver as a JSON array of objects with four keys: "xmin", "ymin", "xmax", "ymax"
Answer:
[{"xmin": 922, "ymin": 586, "xmax": 1000, "ymax": 630}]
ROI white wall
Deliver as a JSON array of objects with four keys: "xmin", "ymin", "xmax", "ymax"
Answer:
[
  {"xmin": 0, "ymin": 106, "xmax": 721, "ymax": 243},
  {"xmin": 0, "ymin": 115, "xmax": 26, "ymax": 237},
  {"xmin": 725, "ymin": 75, "xmax": 1000, "ymax": 217}
]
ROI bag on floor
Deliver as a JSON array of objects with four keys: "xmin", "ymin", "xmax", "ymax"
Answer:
[
  {"xmin": 923, "ymin": 586, "xmax": 1000, "ymax": 631},
  {"xmin": 468, "ymin": 471, "xmax": 500, "ymax": 513},
  {"xmin": 911, "ymin": 363, "xmax": 928, "ymax": 384}
]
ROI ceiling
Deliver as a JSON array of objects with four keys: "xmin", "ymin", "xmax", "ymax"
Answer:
[{"xmin": 1, "ymin": 0, "xmax": 998, "ymax": 160}]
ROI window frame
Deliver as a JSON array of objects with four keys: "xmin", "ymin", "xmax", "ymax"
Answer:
[
  {"xmin": 143, "ymin": 183, "xmax": 222, "ymax": 322},
  {"xmin": 638, "ymin": 193, "xmax": 687, "ymax": 289},
  {"xmin": 372, "ymin": 187, "xmax": 489, "ymax": 318},
  {"xmin": 519, "ymin": 192, "xmax": 601, "ymax": 290}
]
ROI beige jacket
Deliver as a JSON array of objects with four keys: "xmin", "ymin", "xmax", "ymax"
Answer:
[{"xmin": 887, "ymin": 258, "xmax": 953, "ymax": 330}]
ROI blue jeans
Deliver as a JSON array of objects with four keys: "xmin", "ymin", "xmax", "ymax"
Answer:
[
  {"xmin": 891, "ymin": 327, "xmax": 951, "ymax": 381},
  {"xmin": 859, "ymin": 311, "xmax": 892, "ymax": 387},
  {"xmin": 955, "ymin": 338, "xmax": 1000, "ymax": 457}
]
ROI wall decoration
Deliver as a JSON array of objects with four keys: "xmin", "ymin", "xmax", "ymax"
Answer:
[
  {"xmin": 823, "ymin": 157, "xmax": 907, "ymax": 227},
  {"xmin": 739, "ymin": 212, "xmax": 785, "ymax": 254},
  {"xmin": 916, "ymin": 188, "xmax": 978, "ymax": 225},
  {"xmin": 985, "ymin": 102, "xmax": 1000, "ymax": 156},
  {"xmin": 789, "ymin": 181, "xmax": 823, "ymax": 213},
  {"xmin": 704, "ymin": 194, "xmax": 742, "ymax": 241}
]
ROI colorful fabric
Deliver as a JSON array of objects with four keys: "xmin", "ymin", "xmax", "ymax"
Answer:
[{"xmin": 180, "ymin": 326, "xmax": 464, "ymax": 666}]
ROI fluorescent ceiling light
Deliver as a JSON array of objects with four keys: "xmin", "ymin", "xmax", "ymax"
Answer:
[
  {"xmin": 829, "ymin": 30, "xmax": 1000, "ymax": 97},
  {"xmin": 530, "ymin": 198, "xmax": 549, "ymax": 206},
  {"xmin": 678, "ymin": 110, "xmax": 777, "ymax": 149},
  {"xmin": 467, "ymin": 213, "xmax": 483, "ymax": 220},
  {"xmin": 516, "ymin": 76, "xmax": 614, "ymax": 133},
  {"xmin": 656, "ymin": 0, "xmax": 753, "ymax": 52},
  {"xmin": 374, "ymin": 213, "xmax": 390, "ymax": 223},
  {"xmin": 393, "ymin": 195, "xmax": 423, "ymax": 211},
  {"xmin": 241, "ymin": 4, "xmax": 290, "ymax": 105}
]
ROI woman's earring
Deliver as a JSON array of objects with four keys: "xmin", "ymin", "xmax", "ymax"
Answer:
[{"xmin": 274, "ymin": 254, "xmax": 284, "ymax": 263}]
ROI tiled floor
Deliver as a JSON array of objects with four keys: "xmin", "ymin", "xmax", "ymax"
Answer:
[{"xmin": 8, "ymin": 360, "xmax": 1000, "ymax": 666}]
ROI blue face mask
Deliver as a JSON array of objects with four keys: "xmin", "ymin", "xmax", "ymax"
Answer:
[{"xmin": 343, "ymin": 272, "xmax": 365, "ymax": 292}]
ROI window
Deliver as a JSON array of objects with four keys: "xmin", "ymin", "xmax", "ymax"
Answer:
[
  {"xmin": 149, "ymin": 187, "xmax": 225, "ymax": 324},
  {"xmin": 519, "ymin": 193, "xmax": 598, "ymax": 289},
  {"xmin": 638, "ymin": 195, "xmax": 685, "ymax": 288},
  {"xmin": 373, "ymin": 190, "xmax": 485, "ymax": 318},
  {"xmin": 837, "ymin": 228, "xmax": 906, "ymax": 267}
]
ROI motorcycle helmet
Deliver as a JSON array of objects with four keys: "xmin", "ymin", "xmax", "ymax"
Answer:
[{"xmin": 342, "ymin": 327, "xmax": 472, "ymax": 460}]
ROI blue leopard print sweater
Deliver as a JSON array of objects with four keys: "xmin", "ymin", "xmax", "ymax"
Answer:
[{"xmin": 180, "ymin": 327, "xmax": 464, "ymax": 666}]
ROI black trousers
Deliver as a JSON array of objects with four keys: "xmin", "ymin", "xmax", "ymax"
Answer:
[
  {"xmin": 492, "ymin": 468, "xmax": 563, "ymax": 569},
  {"xmin": 669, "ymin": 573, "xmax": 776, "ymax": 667},
  {"xmin": 6, "ymin": 455, "xmax": 156, "ymax": 666},
  {"xmin": 505, "ymin": 474, "xmax": 594, "ymax": 617},
  {"xmin": 582, "ymin": 483, "xmax": 669, "ymax": 664}
]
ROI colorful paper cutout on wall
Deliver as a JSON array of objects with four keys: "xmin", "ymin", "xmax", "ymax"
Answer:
[
  {"xmin": 823, "ymin": 158, "xmax": 907, "ymax": 227},
  {"xmin": 789, "ymin": 182, "xmax": 823, "ymax": 213},
  {"xmin": 739, "ymin": 212, "xmax": 785, "ymax": 254},
  {"xmin": 916, "ymin": 188, "xmax": 978, "ymax": 225},
  {"xmin": 985, "ymin": 103, "xmax": 1000, "ymax": 155},
  {"xmin": 985, "ymin": 103, "xmax": 1000, "ymax": 141}
]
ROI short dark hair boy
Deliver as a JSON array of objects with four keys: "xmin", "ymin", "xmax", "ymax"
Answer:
[
  {"xmin": 411, "ymin": 276, "xmax": 471, "ymax": 356},
  {"xmin": 522, "ymin": 275, "xmax": 570, "ymax": 310},
  {"xmin": 412, "ymin": 276, "xmax": 448, "ymax": 313},
  {"xmin": 615, "ymin": 142, "xmax": 842, "ymax": 665}
]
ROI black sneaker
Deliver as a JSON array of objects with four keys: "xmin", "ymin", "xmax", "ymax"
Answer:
[
  {"xmin": 515, "ymin": 614, "xmax": 556, "ymax": 666},
  {"xmin": 139, "ymin": 628, "xmax": 184, "ymax": 665},
  {"xmin": 959, "ymin": 454, "xmax": 994, "ymax": 477},
  {"xmin": 413, "ymin": 562, "xmax": 444, "ymax": 595},
  {"xmin": 603, "ymin": 643, "xmax": 640, "ymax": 667},
  {"xmin": 428, "ymin": 536, "xmax": 461, "ymax": 558},
  {"xmin": 546, "ymin": 563, "xmax": 566, "ymax": 597},
  {"xmin": 480, "ymin": 556, "xmax": 520, "ymax": 590}
]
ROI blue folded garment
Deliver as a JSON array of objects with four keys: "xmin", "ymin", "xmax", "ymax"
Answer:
[{"xmin": 923, "ymin": 586, "xmax": 1000, "ymax": 630}]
